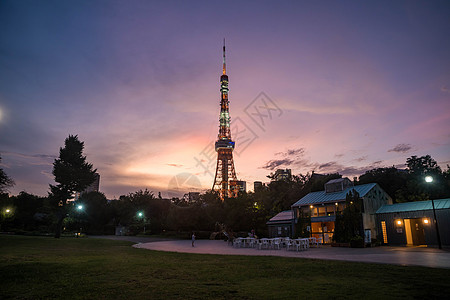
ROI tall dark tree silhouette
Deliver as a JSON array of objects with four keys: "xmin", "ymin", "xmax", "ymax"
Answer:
[
  {"xmin": 50, "ymin": 135, "xmax": 96, "ymax": 238},
  {"xmin": 0, "ymin": 155, "xmax": 15, "ymax": 193}
]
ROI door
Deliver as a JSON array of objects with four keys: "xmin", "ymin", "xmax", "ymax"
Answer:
[{"xmin": 410, "ymin": 219, "xmax": 425, "ymax": 245}]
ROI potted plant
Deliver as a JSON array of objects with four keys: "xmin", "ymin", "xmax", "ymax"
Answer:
[{"xmin": 350, "ymin": 235, "xmax": 364, "ymax": 248}]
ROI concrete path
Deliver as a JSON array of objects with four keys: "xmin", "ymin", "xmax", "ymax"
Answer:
[{"xmin": 132, "ymin": 239, "xmax": 450, "ymax": 269}]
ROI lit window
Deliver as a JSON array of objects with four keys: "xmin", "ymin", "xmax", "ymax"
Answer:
[{"xmin": 381, "ymin": 221, "xmax": 388, "ymax": 244}]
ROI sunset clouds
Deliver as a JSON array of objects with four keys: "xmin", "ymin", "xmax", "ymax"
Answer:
[{"xmin": 1, "ymin": 1, "xmax": 449, "ymax": 198}]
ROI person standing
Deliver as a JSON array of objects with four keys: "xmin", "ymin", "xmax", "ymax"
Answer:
[{"xmin": 192, "ymin": 232, "xmax": 196, "ymax": 247}]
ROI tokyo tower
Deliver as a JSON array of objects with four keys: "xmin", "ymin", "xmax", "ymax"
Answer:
[{"xmin": 212, "ymin": 40, "xmax": 238, "ymax": 200}]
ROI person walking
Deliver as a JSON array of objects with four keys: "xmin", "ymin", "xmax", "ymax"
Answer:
[{"xmin": 192, "ymin": 232, "xmax": 196, "ymax": 247}]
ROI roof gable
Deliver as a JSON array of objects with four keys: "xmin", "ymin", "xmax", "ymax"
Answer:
[
  {"xmin": 291, "ymin": 183, "xmax": 378, "ymax": 207},
  {"xmin": 266, "ymin": 210, "xmax": 294, "ymax": 224}
]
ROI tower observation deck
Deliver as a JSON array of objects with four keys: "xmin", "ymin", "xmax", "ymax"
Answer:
[{"xmin": 212, "ymin": 40, "xmax": 238, "ymax": 200}]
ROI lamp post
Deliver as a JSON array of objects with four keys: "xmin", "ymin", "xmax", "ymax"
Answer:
[
  {"xmin": 425, "ymin": 176, "xmax": 442, "ymax": 249},
  {"xmin": 137, "ymin": 211, "xmax": 145, "ymax": 234},
  {"xmin": 76, "ymin": 204, "xmax": 84, "ymax": 237}
]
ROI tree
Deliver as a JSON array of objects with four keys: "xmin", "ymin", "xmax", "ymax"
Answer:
[
  {"xmin": 334, "ymin": 190, "xmax": 363, "ymax": 243},
  {"xmin": 406, "ymin": 155, "xmax": 441, "ymax": 176},
  {"xmin": 402, "ymin": 155, "xmax": 449, "ymax": 201},
  {"xmin": 50, "ymin": 135, "xmax": 96, "ymax": 238},
  {"xmin": 76, "ymin": 191, "xmax": 111, "ymax": 234},
  {"xmin": 358, "ymin": 167, "xmax": 407, "ymax": 202},
  {"xmin": 0, "ymin": 155, "xmax": 14, "ymax": 193}
]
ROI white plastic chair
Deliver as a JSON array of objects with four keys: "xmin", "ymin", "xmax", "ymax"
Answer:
[
  {"xmin": 301, "ymin": 238, "xmax": 309, "ymax": 250},
  {"xmin": 234, "ymin": 238, "xmax": 242, "ymax": 248},
  {"xmin": 286, "ymin": 239, "xmax": 295, "ymax": 251},
  {"xmin": 272, "ymin": 238, "xmax": 281, "ymax": 250}
]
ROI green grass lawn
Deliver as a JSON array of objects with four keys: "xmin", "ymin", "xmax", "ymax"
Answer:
[{"xmin": 1, "ymin": 235, "xmax": 449, "ymax": 299}]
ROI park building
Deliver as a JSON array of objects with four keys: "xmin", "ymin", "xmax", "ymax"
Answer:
[
  {"xmin": 267, "ymin": 178, "xmax": 392, "ymax": 244},
  {"xmin": 291, "ymin": 178, "xmax": 392, "ymax": 244},
  {"xmin": 375, "ymin": 199, "xmax": 450, "ymax": 247}
]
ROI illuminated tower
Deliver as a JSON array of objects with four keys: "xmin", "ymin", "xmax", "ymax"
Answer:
[{"xmin": 212, "ymin": 40, "xmax": 238, "ymax": 200}]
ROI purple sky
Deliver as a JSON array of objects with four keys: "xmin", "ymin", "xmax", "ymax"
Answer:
[{"xmin": 1, "ymin": 0, "xmax": 449, "ymax": 199}]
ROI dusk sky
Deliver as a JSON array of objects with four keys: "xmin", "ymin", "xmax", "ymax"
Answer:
[{"xmin": 1, "ymin": 0, "xmax": 449, "ymax": 199}]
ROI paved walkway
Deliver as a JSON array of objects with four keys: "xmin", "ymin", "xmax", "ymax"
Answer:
[{"xmin": 132, "ymin": 239, "xmax": 450, "ymax": 269}]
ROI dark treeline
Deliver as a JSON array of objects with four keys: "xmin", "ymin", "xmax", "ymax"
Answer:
[{"xmin": 1, "ymin": 154, "xmax": 449, "ymax": 237}]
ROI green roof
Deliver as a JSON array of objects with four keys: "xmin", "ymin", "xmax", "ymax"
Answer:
[
  {"xmin": 376, "ymin": 199, "xmax": 450, "ymax": 214},
  {"xmin": 291, "ymin": 183, "xmax": 378, "ymax": 207}
]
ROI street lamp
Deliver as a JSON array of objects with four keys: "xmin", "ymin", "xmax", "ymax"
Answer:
[
  {"xmin": 75, "ymin": 204, "xmax": 84, "ymax": 237},
  {"xmin": 137, "ymin": 211, "xmax": 145, "ymax": 234},
  {"xmin": 424, "ymin": 176, "xmax": 442, "ymax": 249}
]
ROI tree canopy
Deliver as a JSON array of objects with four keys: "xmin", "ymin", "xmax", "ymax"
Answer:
[
  {"xmin": 0, "ymin": 155, "xmax": 14, "ymax": 193},
  {"xmin": 50, "ymin": 135, "xmax": 96, "ymax": 238}
]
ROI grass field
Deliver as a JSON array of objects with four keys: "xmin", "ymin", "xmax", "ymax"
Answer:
[{"xmin": 1, "ymin": 235, "xmax": 449, "ymax": 299}]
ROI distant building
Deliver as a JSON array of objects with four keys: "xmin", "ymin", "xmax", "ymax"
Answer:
[
  {"xmin": 188, "ymin": 192, "xmax": 200, "ymax": 203},
  {"xmin": 85, "ymin": 172, "xmax": 100, "ymax": 193},
  {"xmin": 273, "ymin": 169, "xmax": 291, "ymax": 181},
  {"xmin": 230, "ymin": 180, "xmax": 246, "ymax": 193},
  {"xmin": 73, "ymin": 172, "xmax": 100, "ymax": 201},
  {"xmin": 254, "ymin": 181, "xmax": 263, "ymax": 191}
]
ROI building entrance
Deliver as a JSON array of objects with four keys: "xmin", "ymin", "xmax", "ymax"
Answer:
[
  {"xmin": 311, "ymin": 221, "xmax": 334, "ymax": 244},
  {"xmin": 404, "ymin": 218, "xmax": 426, "ymax": 246}
]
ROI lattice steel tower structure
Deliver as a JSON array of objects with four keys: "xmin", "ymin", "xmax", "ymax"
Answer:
[{"xmin": 212, "ymin": 40, "xmax": 238, "ymax": 200}]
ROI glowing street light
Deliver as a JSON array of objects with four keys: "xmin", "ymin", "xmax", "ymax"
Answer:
[
  {"xmin": 424, "ymin": 176, "xmax": 441, "ymax": 249},
  {"xmin": 5, "ymin": 209, "xmax": 10, "ymax": 213},
  {"xmin": 137, "ymin": 211, "xmax": 145, "ymax": 234},
  {"xmin": 77, "ymin": 205, "xmax": 83, "ymax": 210}
]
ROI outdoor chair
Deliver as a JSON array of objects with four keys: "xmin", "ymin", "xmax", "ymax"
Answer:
[
  {"xmin": 272, "ymin": 238, "xmax": 281, "ymax": 250},
  {"xmin": 309, "ymin": 237, "xmax": 318, "ymax": 248},
  {"xmin": 260, "ymin": 238, "xmax": 270, "ymax": 250},
  {"xmin": 300, "ymin": 239, "xmax": 309, "ymax": 250},
  {"xmin": 249, "ymin": 238, "xmax": 258, "ymax": 248},
  {"xmin": 257, "ymin": 239, "xmax": 264, "ymax": 250},
  {"xmin": 286, "ymin": 239, "xmax": 295, "ymax": 251}
]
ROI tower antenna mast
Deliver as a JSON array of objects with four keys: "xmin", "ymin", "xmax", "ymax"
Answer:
[{"xmin": 223, "ymin": 38, "xmax": 226, "ymax": 75}]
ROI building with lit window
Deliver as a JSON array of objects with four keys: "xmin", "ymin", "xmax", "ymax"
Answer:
[
  {"xmin": 230, "ymin": 180, "xmax": 246, "ymax": 193},
  {"xmin": 272, "ymin": 169, "xmax": 291, "ymax": 181},
  {"xmin": 291, "ymin": 178, "xmax": 392, "ymax": 244},
  {"xmin": 376, "ymin": 199, "xmax": 450, "ymax": 247}
]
